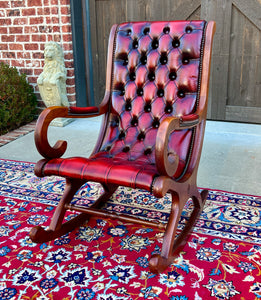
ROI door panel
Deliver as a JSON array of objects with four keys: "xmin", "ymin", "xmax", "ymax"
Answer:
[
  {"xmin": 226, "ymin": 4, "xmax": 261, "ymax": 122},
  {"xmin": 201, "ymin": 0, "xmax": 261, "ymax": 123}
]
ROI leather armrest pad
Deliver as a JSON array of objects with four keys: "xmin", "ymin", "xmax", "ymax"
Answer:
[{"xmin": 69, "ymin": 106, "xmax": 99, "ymax": 115}]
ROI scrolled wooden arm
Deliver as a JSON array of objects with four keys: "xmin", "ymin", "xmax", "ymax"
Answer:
[
  {"xmin": 35, "ymin": 105, "xmax": 103, "ymax": 159},
  {"xmin": 155, "ymin": 114, "xmax": 200, "ymax": 177}
]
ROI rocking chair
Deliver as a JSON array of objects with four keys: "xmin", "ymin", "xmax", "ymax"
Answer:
[{"xmin": 31, "ymin": 20, "xmax": 215, "ymax": 273}]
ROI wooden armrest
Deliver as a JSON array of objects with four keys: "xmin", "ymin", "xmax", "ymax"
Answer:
[
  {"xmin": 35, "ymin": 105, "xmax": 102, "ymax": 159},
  {"xmin": 155, "ymin": 114, "xmax": 200, "ymax": 177}
]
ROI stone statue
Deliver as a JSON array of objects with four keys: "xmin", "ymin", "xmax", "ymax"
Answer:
[{"xmin": 37, "ymin": 41, "xmax": 69, "ymax": 107}]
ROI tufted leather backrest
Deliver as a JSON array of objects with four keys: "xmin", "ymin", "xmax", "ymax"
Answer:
[{"xmin": 99, "ymin": 20, "xmax": 207, "ymax": 179}]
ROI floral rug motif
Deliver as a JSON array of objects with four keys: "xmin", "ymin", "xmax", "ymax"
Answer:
[{"xmin": 0, "ymin": 159, "xmax": 261, "ymax": 300}]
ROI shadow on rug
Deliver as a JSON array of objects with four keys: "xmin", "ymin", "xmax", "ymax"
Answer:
[{"xmin": 0, "ymin": 159, "xmax": 261, "ymax": 300}]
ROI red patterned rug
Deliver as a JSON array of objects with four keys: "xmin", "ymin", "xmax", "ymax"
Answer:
[{"xmin": 0, "ymin": 159, "xmax": 260, "ymax": 300}]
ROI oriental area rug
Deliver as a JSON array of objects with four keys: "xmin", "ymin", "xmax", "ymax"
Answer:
[{"xmin": 0, "ymin": 159, "xmax": 261, "ymax": 300}]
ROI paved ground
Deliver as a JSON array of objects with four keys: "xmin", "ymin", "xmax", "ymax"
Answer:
[
  {"xmin": 0, "ymin": 117, "xmax": 261, "ymax": 196},
  {"xmin": 0, "ymin": 121, "xmax": 36, "ymax": 147}
]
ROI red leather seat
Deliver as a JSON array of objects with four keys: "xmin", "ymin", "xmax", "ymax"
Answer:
[{"xmin": 31, "ymin": 20, "xmax": 216, "ymax": 273}]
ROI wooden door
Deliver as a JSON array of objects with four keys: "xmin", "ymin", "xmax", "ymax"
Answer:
[
  {"xmin": 202, "ymin": 0, "xmax": 261, "ymax": 123},
  {"xmin": 84, "ymin": 0, "xmax": 261, "ymax": 123}
]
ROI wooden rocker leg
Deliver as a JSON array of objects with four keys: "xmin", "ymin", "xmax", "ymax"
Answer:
[
  {"xmin": 30, "ymin": 179, "xmax": 117, "ymax": 243},
  {"xmin": 149, "ymin": 189, "xmax": 208, "ymax": 274}
]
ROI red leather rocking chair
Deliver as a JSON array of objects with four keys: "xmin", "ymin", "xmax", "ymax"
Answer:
[{"xmin": 31, "ymin": 20, "xmax": 215, "ymax": 273}]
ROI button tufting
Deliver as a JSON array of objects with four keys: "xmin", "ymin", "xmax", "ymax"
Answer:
[
  {"xmin": 163, "ymin": 26, "xmax": 170, "ymax": 34},
  {"xmin": 160, "ymin": 53, "xmax": 168, "ymax": 65},
  {"xmin": 178, "ymin": 90, "xmax": 186, "ymax": 98},
  {"xmin": 137, "ymin": 87, "xmax": 143, "ymax": 96},
  {"xmin": 165, "ymin": 103, "xmax": 173, "ymax": 114},
  {"xmin": 119, "ymin": 131, "xmax": 126, "ymax": 139},
  {"xmin": 137, "ymin": 131, "xmax": 145, "ymax": 141},
  {"xmin": 132, "ymin": 39, "xmax": 139, "ymax": 49},
  {"xmin": 112, "ymin": 116, "xmax": 119, "ymax": 127},
  {"xmin": 64, "ymin": 18, "xmax": 214, "ymax": 195},
  {"xmin": 131, "ymin": 116, "xmax": 139, "ymax": 126},
  {"xmin": 151, "ymin": 38, "xmax": 159, "ymax": 49},
  {"xmin": 140, "ymin": 53, "xmax": 147, "ymax": 65},
  {"xmin": 152, "ymin": 118, "xmax": 160, "ymax": 128},
  {"xmin": 94, "ymin": 20, "xmax": 208, "ymax": 178},
  {"xmin": 144, "ymin": 148, "xmax": 152, "ymax": 155},
  {"xmin": 123, "ymin": 146, "xmax": 130, "ymax": 152},
  {"xmin": 144, "ymin": 103, "xmax": 151, "ymax": 112},
  {"xmin": 169, "ymin": 71, "xmax": 177, "ymax": 80},
  {"xmin": 185, "ymin": 26, "xmax": 193, "ymax": 33},
  {"xmin": 157, "ymin": 88, "xmax": 164, "ymax": 97},
  {"xmin": 129, "ymin": 72, "xmax": 136, "ymax": 81},
  {"xmin": 125, "ymin": 100, "xmax": 132, "ymax": 111},
  {"xmin": 143, "ymin": 27, "xmax": 150, "ymax": 35},
  {"xmin": 148, "ymin": 72, "xmax": 155, "ymax": 81},
  {"xmin": 172, "ymin": 37, "xmax": 180, "ymax": 48},
  {"xmin": 182, "ymin": 57, "xmax": 190, "ymax": 65}
]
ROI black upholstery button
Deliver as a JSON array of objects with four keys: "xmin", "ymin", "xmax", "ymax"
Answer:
[
  {"xmin": 165, "ymin": 103, "xmax": 173, "ymax": 114},
  {"xmin": 131, "ymin": 116, "xmax": 139, "ymax": 126},
  {"xmin": 112, "ymin": 116, "xmax": 119, "ymax": 127},
  {"xmin": 169, "ymin": 71, "xmax": 177, "ymax": 80},
  {"xmin": 123, "ymin": 58, "xmax": 128, "ymax": 66},
  {"xmin": 152, "ymin": 118, "xmax": 160, "ymax": 128},
  {"xmin": 140, "ymin": 54, "xmax": 147, "ymax": 65},
  {"xmin": 126, "ymin": 29, "xmax": 132, "ymax": 36},
  {"xmin": 105, "ymin": 145, "xmax": 111, "ymax": 152},
  {"xmin": 178, "ymin": 90, "xmax": 185, "ymax": 98},
  {"xmin": 160, "ymin": 53, "xmax": 168, "ymax": 65},
  {"xmin": 123, "ymin": 146, "xmax": 130, "ymax": 152},
  {"xmin": 125, "ymin": 100, "xmax": 132, "ymax": 111},
  {"xmin": 120, "ymin": 89, "xmax": 125, "ymax": 96},
  {"xmin": 137, "ymin": 88, "xmax": 143, "ymax": 96},
  {"xmin": 132, "ymin": 39, "xmax": 138, "ymax": 49},
  {"xmin": 143, "ymin": 27, "xmax": 150, "ymax": 35},
  {"xmin": 144, "ymin": 148, "xmax": 152, "ymax": 155},
  {"xmin": 185, "ymin": 26, "xmax": 193, "ymax": 33},
  {"xmin": 172, "ymin": 37, "xmax": 180, "ymax": 48},
  {"xmin": 129, "ymin": 72, "xmax": 136, "ymax": 81},
  {"xmin": 157, "ymin": 88, "xmax": 164, "ymax": 97},
  {"xmin": 119, "ymin": 131, "xmax": 126, "ymax": 140},
  {"xmin": 144, "ymin": 103, "xmax": 151, "ymax": 112},
  {"xmin": 148, "ymin": 72, "xmax": 155, "ymax": 81},
  {"xmin": 163, "ymin": 26, "xmax": 170, "ymax": 34},
  {"xmin": 137, "ymin": 131, "xmax": 145, "ymax": 141},
  {"xmin": 151, "ymin": 38, "xmax": 159, "ymax": 49},
  {"xmin": 182, "ymin": 58, "xmax": 190, "ymax": 65}
]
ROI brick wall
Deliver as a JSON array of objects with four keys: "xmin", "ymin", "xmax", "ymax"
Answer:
[{"xmin": 0, "ymin": 0, "xmax": 76, "ymax": 107}]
